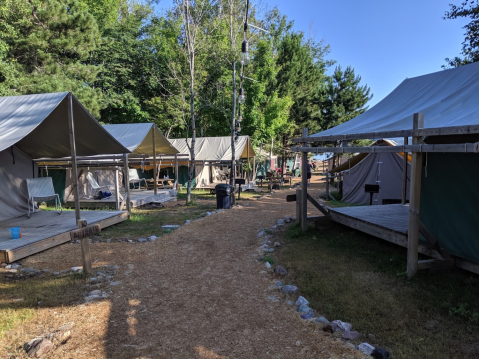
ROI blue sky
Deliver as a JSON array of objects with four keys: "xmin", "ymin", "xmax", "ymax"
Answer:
[{"xmin": 155, "ymin": 0, "xmax": 469, "ymax": 108}]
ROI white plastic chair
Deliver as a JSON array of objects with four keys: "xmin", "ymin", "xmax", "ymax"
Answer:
[
  {"xmin": 128, "ymin": 169, "xmax": 147, "ymax": 190},
  {"xmin": 26, "ymin": 177, "xmax": 62, "ymax": 218},
  {"xmin": 86, "ymin": 172, "xmax": 111, "ymax": 198}
]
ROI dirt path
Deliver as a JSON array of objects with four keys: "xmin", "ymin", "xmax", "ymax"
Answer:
[{"xmin": 12, "ymin": 174, "xmax": 362, "ymax": 358}]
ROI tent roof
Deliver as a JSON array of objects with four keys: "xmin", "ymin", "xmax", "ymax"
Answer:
[
  {"xmin": 168, "ymin": 136, "xmax": 255, "ymax": 161},
  {"xmin": 103, "ymin": 123, "xmax": 179, "ymax": 156},
  {"xmin": 312, "ymin": 61, "xmax": 479, "ymax": 138},
  {"xmin": 0, "ymin": 92, "xmax": 129, "ymax": 159}
]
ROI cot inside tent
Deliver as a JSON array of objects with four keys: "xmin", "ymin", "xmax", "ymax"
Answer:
[{"xmin": 0, "ymin": 92, "xmax": 129, "ymax": 221}]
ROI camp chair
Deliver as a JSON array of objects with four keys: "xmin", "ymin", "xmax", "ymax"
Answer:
[
  {"xmin": 162, "ymin": 180, "xmax": 175, "ymax": 189},
  {"xmin": 128, "ymin": 169, "xmax": 147, "ymax": 190},
  {"xmin": 86, "ymin": 172, "xmax": 112, "ymax": 199},
  {"xmin": 26, "ymin": 177, "xmax": 62, "ymax": 218}
]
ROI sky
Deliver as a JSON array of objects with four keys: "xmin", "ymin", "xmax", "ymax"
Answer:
[{"xmin": 154, "ymin": 0, "xmax": 469, "ymax": 108}]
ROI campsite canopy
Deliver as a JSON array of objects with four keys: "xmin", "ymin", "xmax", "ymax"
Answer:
[
  {"xmin": 166, "ymin": 136, "xmax": 255, "ymax": 164},
  {"xmin": 311, "ymin": 61, "xmax": 479, "ymax": 138},
  {"xmin": 103, "ymin": 123, "xmax": 179, "ymax": 156},
  {"xmin": 0, "ymin": 92, "xmax": 129, "ymax": 158}
]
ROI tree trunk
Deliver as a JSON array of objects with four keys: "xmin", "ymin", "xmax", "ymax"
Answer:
[
  {"xmin": 186, "ymin": 52, "xmax": 196, "ymax": 205},
  {"xmin": 230, "ymin": 61, "xmax": 236, "ymax": 204}
]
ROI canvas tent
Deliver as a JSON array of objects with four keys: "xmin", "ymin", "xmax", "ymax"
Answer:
[
  {"xmin": 0, "ymin": 92, "xmax": 129, "ymax": 221},
  {"xmin": 330, "ymin": 139, "xmax": 411, "ymax": 205},
  {"xmin": 292, "ymin": 61, "xmax": 479, "ymax": 275},
  {"xmin": 158, "ymin": 136, "xmax": 256, "ymax": 188}
]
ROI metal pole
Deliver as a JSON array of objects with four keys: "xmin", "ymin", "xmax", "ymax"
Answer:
[
  {"xmin": 231, "ymin": 61, "xmax": 236, "ymax": 205},
  {"xmin": 152, "ymin": 125, "xmax": 157, "ymax": 195}
]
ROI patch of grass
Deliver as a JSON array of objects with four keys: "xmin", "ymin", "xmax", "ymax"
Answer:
[
  {"xmin": 278, "ymin": 224, "xmax": 479, "ymax": 358},
  {"xmin": 261, "ymin": 256, "xmax": 276, "ymax": 265},
  {"xmin": 0, "ymin": 274, "xmax": 85, "ymax": 336},
  {"xmin": 329, "ymin": 191, "xmax": 342, "ymax": 201}
]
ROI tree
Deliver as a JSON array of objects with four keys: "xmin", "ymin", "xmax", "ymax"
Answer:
[
  {"xmin": 0, "ymin": 0, "xmax": 103, "ymax": 116},
  {"xmin": 444, "ymin": 0, "xmax": 479, "ymax": 67}
]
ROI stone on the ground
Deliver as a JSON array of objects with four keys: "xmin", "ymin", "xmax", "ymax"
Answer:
[
  {"xmin": 371, "ymin": 347, "xmax": 391, "ymax": 359},
  {"xmin": 148, "ymin": 235, "xmax": 157, "ymax": 241},
  {"xmin": 0, "ymin": 262, "xmax": 7, "ymax": 268},
  {"xmin": 217, "ymin": 209, "xmax": 222, "ymax": 213},
  {"xmin": 52, "ymin": 272, "xmax": 60, "ymax": 276},
  {"xmin": 24, "ymin": 338, "xmax": 53, "ymax": 358},
  {"xmin": 5, "ymin": 264, "xmax": 12, "ymax": 269},
  {"xmin": 271, "ymin": 225, "xmax": 277, "ymax": 230},
  {"xmin": 297, "ymin": 304, "xmax": 312, "ymax": 313},
  {"xmin": 300, "ymin": 312, "xmax": 315, "ymax": 320},
  {"xmin": 21, "ymin": 268, "xmax": 41, "ymax": 274},
  {"xmin": 342, "ymin": 330, "xmax": 360, "ymax": 340},
  {"xmin": 11, "ymin": 263, "xmax": 21, "ymax": 269},
  {"xmin": 331, "ymin": 320, "xmax": 352, "ymax": 333},
  {"xmin": 357, "ymin": 343, "xmax": 375, "ymax": 355},
  {"xmin": 127, "ymin": 239, "xmax": 133, "ymax": 243},
  {"xmin": 70, "ymin": 266, "xmax": 82, "ymax": 273},
  {"xmin": 257, "ymin": 230, "xmax": 266, "ymax": 237},
  {"xmin": 89, "ymin": 290, "xmax": 102, "ymax": 296},
  {"xmin": 109, "ymin": 281, "xmax": 121, "ymax": 286},
  {"xmin": 266, "ymin": 248, "xmax": 275, "ymax": 253},
  {"xmin": 268, "ymin": 295, "xmax": 280, "ymax": 302},
  {"xmin": 276, "ymin": 219, "xmax": 285, "ymax": 226},
  {"xmin": 162, "ymin": 225, "xmax": 180, "ymax": 230},
  {"xmin": 206, "ymin": 212, "xmax": 212, "ymax": 216},
  {"xmin": 273, "ymin": 242, "xmax": 281, "ymax": 247},
  {"xmin": 275, "ymin": 280, "xmax": 283, "ymax": 287},
  {"xmin": 265, "ymin": 262, "xmax": 272, "ymax": 269},
  {"xmin": 287, "ymin": 300, "xmax": 294, "ymax": 306},
  {"xmin": 106, "ymin": 238, "xmax": 112, "ymax": 243},
  {"xmin": 137, "ymin": 238, "xmax": 148, "ymax": 242},
  {"xmin": 274, "ymin": 265, "xmax": 288, "ymax": 276},
  {"xmin": 84, "ymin": 294, "xmax": 101, "ymax": 301},
  {"xmin": 7, "ymin": 269, "xmax": 18, "ymax": 273},
  {"xmin": 281, "ymin": 285, "xmax": 298, "ymax": 294},
  {"xmin": 295, "ymin": 296, "xmax": 309, "ymax": 307},
  {"xmin": 316, "ymin": 316, "xmax": 330, "ymax": 325}
]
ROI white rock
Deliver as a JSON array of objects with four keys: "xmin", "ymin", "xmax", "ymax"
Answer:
[
  {"xmin": 162, "ymin": 225, "xmax": 180, "ymax": 229},
  {"xmin": 11, "ymin": 263, "xmax": 21, "ymax": 269},
  {"xmin": 109, "ymin": 281, "xmax": 121, "ymax": 286},
  {"xmin": 71, "ymin": 266, "xmax": 83, "ymax": 273},
  {"xmin": 357, "ymin": 343, "xmax": 375, "ymax": 355},
  {"xmin": 6, "ymin": 269, "xmax": 18, "ymax": 273},
  {"xmin": 265, "ymin": 262, "xmax": 272, "ymax": 269},
  {"xmin": 5, "ymin": 264, "xmax": 12, "ymax": 269},
  {"xmin": 295, "ymin": 296, "xmax": 309, "ymax": 307},
  {"xmin": 277, "ymin": 219, "xmax": 285, "ymax": 226},
  {"xmin": 206, "ymin": 212, "xmax": 212, "ymax": 216},
  {"xmin": 185, "ymin": 220, "xmax": 191, "ymax": 224},
  {"xmin": 148, "ymin": 235, "xmax": 157, "ymax": 241},
  {"xmin": 273, "ymin": 242, "xmax": 281, "ymax": 247},
  {"xmin": 106, "ymin": 238, "xmax": 112, "ymax": 243},
  {"xmin": 257, "ymin": 230, "xmax": 266, "ymax": 237}
]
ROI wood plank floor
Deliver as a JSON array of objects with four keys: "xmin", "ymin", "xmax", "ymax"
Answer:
[
  {"xmin": 0, "ymin": 210, "xmax": 125, "ymax": 251},
  {"xmin": 329, "ymin": 204, "xmax": 409, "ymax": 234}
]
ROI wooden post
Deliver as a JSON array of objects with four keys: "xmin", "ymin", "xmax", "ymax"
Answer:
[
  {"xmin": 114, "ymin": 169, "xmax": 120, "ymax": 210},
  {"xmin": 123, "ymin": 153, "xmax": 131, "ymax": 214},
  {"xmin": 402, "ymin": 136, "xmax": 409, "ymax": 204},
  {"xmin": 247, "ymin": 140, "xmax": 250, "ymax": 184},
  {"xmin": 67, "ymin": 93, "xmax": 91, "ymax": 276},
  {"xmin": 301, "ymin": 128, "xmax": 308, "ymax": 232},
  {"xmin": 407, "ymin": 113, "xmax": 424, "ymax": 278},
  {"xmin": 152, "ymin": 125, "xmax": 157, "ymax": 195},
  {"xmin": 175, "ymin": 154, "xmax": 179, "ymax": 190},
  {"xmin": 252, "ymin": 156, "xmax": 256, "ymax": 183},
  {"xmin": 296, "ymin": 188, "xmax": 301, "ymax": 225},
  {"xmin": 326, "ymin": 170, "xmax": 330, "ymax": 198}
]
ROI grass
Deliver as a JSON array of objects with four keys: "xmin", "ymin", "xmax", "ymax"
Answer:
[
  {"xmin": 276, "ymin": 224, "xmax": 479, "ymax": 359},
  {"xmin": 0, "ymin": 274, "xmax": 85, "ymax": 336}
]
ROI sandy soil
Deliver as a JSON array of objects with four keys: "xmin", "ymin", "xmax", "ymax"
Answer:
[{"xmin": 6, "ymin": 174, "xmax": 364, "ymax": 359}]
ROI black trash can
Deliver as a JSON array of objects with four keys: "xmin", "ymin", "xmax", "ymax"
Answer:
[{"xmin": 215, "ymin": 183, "xmax": 234, "ymax": 209}]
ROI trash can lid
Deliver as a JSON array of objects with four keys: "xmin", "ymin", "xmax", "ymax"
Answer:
[{"xmin": 215, "ymin": 183, "xmax": 234, "ymax": 189}]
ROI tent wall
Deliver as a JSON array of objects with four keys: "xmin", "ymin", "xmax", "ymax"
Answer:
[
  {"xmin": 342, "ymin": 152, "xmax": 410, "ymax": 204},
  {"xmin": 0, "ymin": 146, "xmax": 37, "ymax": 221},
  {"xmin": 420, "ymin": 153, "xmax": 479, "ymax": 264},
  {"xmin": 64, "ymin": 169, "xmax": 123, "ymax": 202},
  {"xmin": 39, "ymin": 168, "xmax": 66, "ymax": 203}
]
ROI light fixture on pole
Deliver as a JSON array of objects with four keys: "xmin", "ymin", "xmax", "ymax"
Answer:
[
  {"xmin": 238, "ymin": 87, "xmax": 246, "ymax": 104},
  {"xmin": 241, "ymin": 40, "xmax": 250, "ymax": 65}
]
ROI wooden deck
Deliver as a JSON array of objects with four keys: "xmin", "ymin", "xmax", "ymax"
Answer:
[
  {"xmin": 65, "ymin": 189, "xmax": 176, "ymax": 209},
  {"xmin": 328, "ymin": 204, "xmax": 479, "ymax": 274},
  {"xmin": 0, "ymin": 210, "xmax": 128, "ymax": 263}
]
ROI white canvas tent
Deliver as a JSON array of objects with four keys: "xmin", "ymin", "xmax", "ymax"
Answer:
[
  {"xmin": 163, "ymin": 136, "xmax": 256, "ymax": 188},
  {"xmin": 61, "ymin": 123, "xmax": 180, "ymax": 201},
  {"xmin": 0, "ymin": 92, "xmax": 129, "ymax": 221},
  {"xmin": 330, "ymin": 139, "xmax": 411, "ymax": 205}
]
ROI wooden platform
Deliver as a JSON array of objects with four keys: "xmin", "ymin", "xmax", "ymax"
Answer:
[
  {"xmin": 328, "ymin": 204, "xmax": 479, "ymax": 274},
  {"xmin": 0, "ymin": 210, "xmax": 128, "ymax": 263},
  {"xmin": 65, "ymin": 189, "xmax": 176, "ymax": 209}
]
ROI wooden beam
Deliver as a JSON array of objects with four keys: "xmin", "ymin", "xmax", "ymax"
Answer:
[
  {"xmin": 419, "ymin": 222, "xmax": 451, "ymax": 259},
  {"xmin": 407, "ymin": 113, "xmax": 424, "ymax": 278},
  {"xmin": 307, "ymin": 193, "xmax": 329, "ymax": 216},
  {"xmin": 114, "ymin": 169, "xmax": 120, "ymax": 210},
  {"xmin": 301, "ymin": 128, "xmax": 308, "ymax": 232},
  {"xmin": 152, "ymin": 125, "xmax": 157, "ymax": 195},
  {"xmin": 291, "ymin": 142, "xmax": 479, "ymax": 154},
  {"xmin": 291, "ymin": 124, "xmax": 479, "ymax": 144},
  {"xmin": 418, "ymin": 258, "xmax": 454, "ymax": 270},
  {"xmin": 326, "ymin": 171, "xmax": 330, "ymax": 199},
  {"xmin": 123, "ymin": 154, "xmax": 131, "ymax": 215},
  {"xmin": 402, "ymin": 136, "xmax": 408, "ymax": 204},
  {"xmin": 296, "ymin": 188, "xmax": 301, "ymax": 225},
  {"xmin": 174, "ymin": 154, "xmax": 179, "ymax": 190}
]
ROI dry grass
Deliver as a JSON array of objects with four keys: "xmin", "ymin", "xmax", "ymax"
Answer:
[{"xmin": 275, "ymin": 223, "xmax": 479, "ymax": 359}]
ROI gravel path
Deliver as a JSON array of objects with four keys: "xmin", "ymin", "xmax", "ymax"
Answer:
[{"xmin": 17, "ymin": 175, "xmax": 363, "ymax": 358}]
